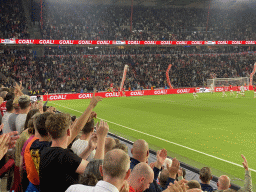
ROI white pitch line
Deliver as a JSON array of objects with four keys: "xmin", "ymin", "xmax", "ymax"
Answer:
[{"xmin": 52, "ymin": 102, "xmax": 256, "ymax": 173}]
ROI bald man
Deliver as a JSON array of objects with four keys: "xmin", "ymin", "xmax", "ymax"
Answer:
[
  {"xmin": 130, "ymin": 139, "xmax": 149, "ymax": 170},
  {"xmin": 130, "ymin": 140, "xmax": 177, "ymax": 192},
  {"xmin": 66, "ymin": 149, "xmax": 131, "ymax": 192},
  {"xmin": 128, "ymin": 162, "xmax": 154, "ymax": 192},
  {"xmin": 217, "ymin": 175, "xmax": 231, "ymax": 191}
]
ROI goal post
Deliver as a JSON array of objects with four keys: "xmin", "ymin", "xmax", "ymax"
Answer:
[{"xmin": 207, "ymin": 77, "xmax": 249, "ymax": 88}]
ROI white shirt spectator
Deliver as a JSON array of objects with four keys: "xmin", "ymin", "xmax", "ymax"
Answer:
[
  {"xmin": 71, "ymin": 139, "xmax": 95, "ymax": 161},
  {"xmin": 66, "ymin": 181, "xmax": 119, "ymax": 192},
  {"xmin": 2, "ymin": 112, "xmax": 12, "ymax": 134},
  {"xmin": 15, "ymin": 114, "xmax": 27, "ymax": 134}
]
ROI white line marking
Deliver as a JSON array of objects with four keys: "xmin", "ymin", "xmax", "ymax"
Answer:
[{"xmin": 52, "ymin": 102, "xmax": 256, "ymax": 173}]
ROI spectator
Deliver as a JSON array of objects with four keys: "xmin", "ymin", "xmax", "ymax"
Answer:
[
  {"xmin": 2, "ymin": 99, "xmax": 14, "ymax": 134},
  {"xmin": 199, "ymin": 167, "xmax": 215, "ymax": 191},
  {"xmin": 217, "ymin": 175, "xmax": 231, "ymax": 191},
  {"xmin": 15, "ymin": 95, "xmax": 31, "ymax": 134},
  {"xmin": 128, "ymin": 162, "xmax": 154, "ymax": 192},
  {"xmin": 112, "ymin": 142, "xmax": 128, "ymax": 153},
  {"xmin": 66, "ymin": 149, "xmax": 131, "ymax": 192},
  {"xmin": 39, "ymin": 113, "xmax": 102, "ymax": 192},
  {"xmin": 71, "ymin": 117, "xmax": 96, "ymax": 160},
  {"xmin": 105, "ymin": 137, "xmax": 116, "ymax": 155},
  {"xmin": 187, "ymin": 180, "xmax": 201, "ymax": 190}
]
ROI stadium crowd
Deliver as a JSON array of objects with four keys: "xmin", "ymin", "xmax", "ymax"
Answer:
[
  {"xmin": 40, "ymin": 2, "xmax": 256, "ymax": 41},
  {"xmin": 0, "ymin": 0, "xmax": 29, "ymax": 39},
  {"xmin": 0, "ymin": 85, "xmax": 253, "ymax": 192},
  {"xmin": 0, "ymin": 48, "xmax": 254, "ymax": 94}
]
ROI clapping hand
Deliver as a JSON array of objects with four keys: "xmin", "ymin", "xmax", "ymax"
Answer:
[
  {"xmin": 96, "ymin": 120, "xmax": 109, "ymax": 138},
  {"xmin": 167, "ymin": 157, "xmax": 180, "ymax": 179}
]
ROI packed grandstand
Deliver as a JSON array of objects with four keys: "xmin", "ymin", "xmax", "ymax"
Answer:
[{"xmin": 0, "ymin": 0, "xmax": 254, "ymax": 192}]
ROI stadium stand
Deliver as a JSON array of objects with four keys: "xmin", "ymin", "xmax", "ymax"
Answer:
[
  {"xmin": 0, "ymin": 0, "xmax": 29, "ymax": 39},
  {"xmin": 0, "ymin": 48, "xmax": 254, "ymax": 94}
]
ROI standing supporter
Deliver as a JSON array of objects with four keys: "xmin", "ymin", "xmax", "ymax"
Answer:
[
  {"xmin": 66, "ymin": 149, "xmax": 131, "ymax": 192},
  {"xmin": 24, "ymin": 112, "xmax": 52, "ymax": 192},
  {"xmin": 20, "ymin": 113, "xmax": 41, "ymax": 191},
  {"xmin": 40, "ymin": 118, "xmax": 108, "ymax": 192},
  {"xmin": 71, "ymin": 115, "xmax": 96, "ymax": 160},
  {"xmin": 14, "ymin": 109, "xmax": 39, "ymax": 185},
  {"xmin": 2, "ymin": 99, "xmax": 14, "ymax": 134},
  {"xmin": 199, "ymin": 167, "xmax": 216, "ymax": 191},
  {"xmin": 130, "ymin": 139, "xmax": 178, "ymax": 192},
  {"xmin": 128, "ymin": 162, "xmax": 154, "ymax": 192},
  {"xmin": 15, "ymin": 95, "xmax": 31, "ymax": 134}
]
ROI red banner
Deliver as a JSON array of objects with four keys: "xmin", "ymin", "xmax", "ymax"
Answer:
[
  {"xmin": 1, "ymin": 39, "xmax": 256, "ymax": 45},
  {"xmin": 42, "ymin": 88, "xmax": 195, "ymax": 101},
  {"xmin": 41, "ymin": 86, "xmax": 253, "ymax": 101},
  {"xmin": 166, "ymin": 64, "xmax": 173, "ymax": 89}
]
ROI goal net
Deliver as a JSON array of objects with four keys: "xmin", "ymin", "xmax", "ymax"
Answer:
[{"xmin": 207, "ymin": 77, "xmax": 249, "ymax": 88}]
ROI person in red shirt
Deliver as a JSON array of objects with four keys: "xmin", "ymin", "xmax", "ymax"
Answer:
[
  {"xmin": 128, "ymin": 162, "xmax": 154, "ymax": 192},
  {"xmin": 193, "ymin": 88, "xmax": 198, "ymax": 99},
  {"xmin": 229, "ymin": 85, "xmax": 234, "ymax": 96}
]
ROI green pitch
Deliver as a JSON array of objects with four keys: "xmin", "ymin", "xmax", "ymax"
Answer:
[{"xmin": 47, "ymin": 91, "xmax": 256, "ymax": 189}]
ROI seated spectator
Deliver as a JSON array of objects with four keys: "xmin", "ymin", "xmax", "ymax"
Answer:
[
  {"xmin": 128, "ymin": 162, "xmax": 154, "ymax": 192},
  {"xmin": 199, "ymin": 167, "xmax": 215, "ymax": 191},
  {"xmin": 187, "ymin": 180, "xmax": 201, "ymax": 190},
  {"xmin": 66, "ymin": 149, "xmax": 131, "ymax": 192}
]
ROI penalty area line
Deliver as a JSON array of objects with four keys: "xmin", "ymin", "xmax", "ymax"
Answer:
[{"xmin": 52, "ymin": 102, "xmax": 256, "ymax": 173}]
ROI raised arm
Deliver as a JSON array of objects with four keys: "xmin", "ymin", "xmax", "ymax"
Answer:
[
  {"xmin": 241, "ymin": 154, "xmax": 252, "ymax": 192},
  {"xmin": 67, "ymin": 90, "xmax": 102, "ymax": 146}
]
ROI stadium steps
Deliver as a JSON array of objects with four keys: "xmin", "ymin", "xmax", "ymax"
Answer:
[{"xmin": 107, "ymin": 132, "xmax": 241, "ymax": 191}]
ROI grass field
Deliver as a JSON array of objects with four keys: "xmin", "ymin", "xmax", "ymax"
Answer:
[{"xmin": 47, "ymin": 91, "xmax": 256, "ymax": 189}]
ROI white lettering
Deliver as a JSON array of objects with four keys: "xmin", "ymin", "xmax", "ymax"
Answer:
[
  {"xmin": 78, "ymin": 40, "xmax": 92, "ymax": 44},
  {"xmin": 130, "ymin": 91, "xmax": 144, "ymax": 96},
  {"xmin": 49, "ymin": 95, "xmax": 67, "ymax": 100},
  {"xmin": 191, "ymin": 41, "xmax": 202, "ymax": 45},
  {"xmin": 154, "ymin": 90, "xmax": 167, "ymax": 95},
  {"xmin": 161, "ymin": 41, "xmax": 172, "ymax": 45},
  {"xmin": 144, "ymin": 41, "xmax": 156, "ymax": 45},
  {"xmin": 177, "ymin": 89, "xmax": 190, "ymax": 94},
  {"xmin": 59, "ymin": 40, "xmax": 74, "ymax": 44},
  {"xmin": 232, "ymin": 41, "xmax": 242, "ymax": 44},
  {"xmin": 78, "ymin": 94, "xmax": 92, "ymax": 99},
  {"xmin": 39, "ymin": 40, "xmax": 54, "ymax": 44},
  {"xmin": 105, "ymin": 92, "xmax": 119, "ymax": 97},
  {"xmin": 217, "ymin": 41, "xmax": 228, "ymax": 45},
  {"xmin": 127, "ymin": 41, "xmax": 140, "ymax": 45},
  {"xmin": 97, "ymin": 41, "xmax": 110, "ymax": 45},
  {"xmin": 18, "ymin": 40, "xmax": 34, "ymax": 44}
]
